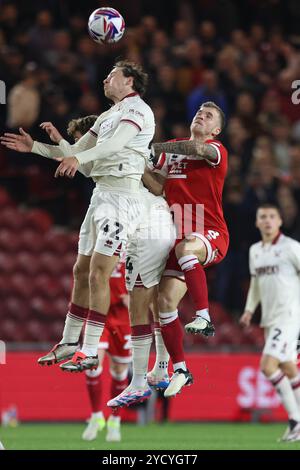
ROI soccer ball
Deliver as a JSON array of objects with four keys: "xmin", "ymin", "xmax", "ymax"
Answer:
[{"xmin": 88, "ymin": 8, "xmax": 125, "ymax": 44}]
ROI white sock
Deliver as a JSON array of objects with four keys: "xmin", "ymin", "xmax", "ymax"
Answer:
[
  {"xmin": 173, "ymin": 361, "xmax": 187, "ymax": 372},
  {"xmin": 196, "ymin": 309, "xmax": 211, "ymax": 322},
  {"xmin": 269, "ymin": 370, "xmax": 300, "ymax": 421},
  {"xmin": 130, "ymin": 326, "xmax": 152, "ymax": 389},
  {"xmin": 159, "ymin": 310, "xmax": 178, "ymax": 325},
  {"xmin": 108, "ymin": 415, "xmax": 120, "ymax": 424},
  {"xmin": 290, "ymin": 375, "xmax": 300, "ymax": 408},
  {"xmin": 81, "ymin": 313, "xmax": 106, "ymax": 357},
  {"xmin": 151, "ymin": 327, "xmax": 170, "ymax": 378},
  {"xmin": 92, "ymin": 411, "xmax": 104, "ymax": 419},
  {"xmin": 60, "ymin": 313, "xmax": 84, "ymax": 344}
]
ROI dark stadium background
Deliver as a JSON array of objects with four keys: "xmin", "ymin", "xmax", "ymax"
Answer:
[{"xmin": 0, "ymin": 0, "xmax": 300, "ymax": 426}]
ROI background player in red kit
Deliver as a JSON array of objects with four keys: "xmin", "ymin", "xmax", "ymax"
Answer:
[
  {"xmin": 144, "ymin": 101, "xmax": 228, "ymax": 397},
  {"xmin": 83, "ymin": 258, "xmax": 131, "ymax": 443}
]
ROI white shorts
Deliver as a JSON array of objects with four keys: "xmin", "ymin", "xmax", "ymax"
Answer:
[
  {"xmin": 125, "ymin": 197, "xmax": 176, "ymax": 291},
  {"xmin": 263, "ymin": 322, "xmax": 300, "ymax": 363},
  {"xmin": 78, "ymin": 186, "xmax": 143, "ymax": 257}
]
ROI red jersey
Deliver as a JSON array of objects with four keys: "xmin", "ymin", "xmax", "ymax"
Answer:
[
  {"xmin": 106, "ymin": 260, "xmax": 129, "ymax": 327},
  {"xmin": 155, "ymin": 138, "xmax": 229, "ymax": 242}
]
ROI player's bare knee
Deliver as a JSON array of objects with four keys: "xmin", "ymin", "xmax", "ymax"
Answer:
[
  {"xmin": 89, "ymin": 268, "xmax": 110, "ymax": 292},
  {"xmin": 73, "ymin": 262, "xmax": 89, "ymax": 284},
  {"xmin": 175, "ymin": 240, "xmax": 190, "ymax": 258},
  {"xmin": 158, "ymin": 290, "xmax": 175, "ymax": 312},
  {"xmin": 260, "ymin": 357, "xmax": 278, "ymax": 377}
]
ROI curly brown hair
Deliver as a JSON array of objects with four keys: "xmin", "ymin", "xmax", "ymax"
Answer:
[
  {"xmin": 115, "ymin": 60, "xmax": 148, "ymax": 97},
  {"xmin": 67, "ymin": 115, "xmax": 98, "ymax": 138}
]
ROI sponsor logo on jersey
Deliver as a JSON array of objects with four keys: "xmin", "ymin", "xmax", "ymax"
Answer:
[{"xmin": 255, "ymin": 265, "xmax": 279, "ymax": 276}]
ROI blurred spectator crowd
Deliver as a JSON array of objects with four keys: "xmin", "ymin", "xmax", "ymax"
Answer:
[{"xmin": 1, "ymin": 0, "xmax": 300, "ymax": 333}]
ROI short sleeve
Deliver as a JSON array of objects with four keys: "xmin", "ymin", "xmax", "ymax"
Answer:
[
  {"xmin": 153, "ymin": 152, "xmax": 168, "ymax": 178},
  {"xmin": 120, "ymin": 106, "xmax": 145, "ymax": 131},
  {"xmin": 288, "ymin": 240, "xmax": 300, "ymax": 272},
  {"xmin": 89, "ymin": 118, "xmax": 100, "ymax": 138},
  {"xmin": 205, "ymin": 140, "xmax": 227, "ymax": 167},
  {"xmin": 249, "ymin": 246, "xmax": 256, "ymax": 276}
]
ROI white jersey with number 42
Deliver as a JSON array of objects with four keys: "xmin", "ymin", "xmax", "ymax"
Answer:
[{"xmin": 250, "ymin": 233, "xmax": 300, "ymax": 327}]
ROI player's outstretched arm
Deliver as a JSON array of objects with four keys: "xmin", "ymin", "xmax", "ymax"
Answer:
[
  {"xmin": 54, "ymin": 122, "xmax": 140, "ymax": 178},
  {"xmin": 40, "ymin": 122, "xmax": 63, "ymax": 144},
  {"xmin": 73, "ymin": 121, "xmax": 139, "ymax": 165},
  {"xmin": 152, "ymin": 140, "xmax": 218, "ymax": 161},
  {"xmin": 0, "ymin": 127, "xmax": 33, "ymax": 153}
]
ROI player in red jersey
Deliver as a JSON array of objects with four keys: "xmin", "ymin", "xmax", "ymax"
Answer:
[
  {"xmin": 144, "ymin": 101, "xmax": 229, "ymax": 396},
  {"xmin": 83, "ymin": 258, "xmax": 131, "ymax": 443}
]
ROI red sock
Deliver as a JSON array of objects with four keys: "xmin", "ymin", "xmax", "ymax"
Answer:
[
  {"xmin": 160, "ymin": 317, "xmax": 185, "ymax": 364},
  {"xmin": 110, "ymin": 373, "xmax": 128, "ymax": 417},
  {"xmin": 85, "ymin": 369, "xmax": 102, "ymax": 413},
  {"xmin": 178, "ymin": 255, "xmax": 208, "ymax": 310}
]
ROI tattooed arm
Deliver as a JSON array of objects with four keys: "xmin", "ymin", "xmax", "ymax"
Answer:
[{"xmin": 151, "ymin": 140, "xmax": 218, "ymax": 162}]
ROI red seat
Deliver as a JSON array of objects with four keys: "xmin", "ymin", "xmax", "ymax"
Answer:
[
  {"xmin": 34, "ymin": 274, "xmax": 63, "ymax": 298},
  {"xmin": 30, "ymin": 296, "xmax": 54, "ymax": 317},
  {"xmin": 0, "ymin": 187, "xmax": 14, "ymax": 209},
  {"xmin": 26, "ymin": 320, "xmax": 48, "ymax": 341},
  {"xmin": 24, "ymin": 209, "xmax": 53, "ymax": 233},
  {"xmin": 21, "ymin": 229, "xmax": 45, "ymax": 253},
  {"xmin": 0, "ymin": 252, "xmax": 17, "ymax": 274},
  {"xmin": 0, "ymin": 207, "xmax": 27, "ymax": 230},
  {"xmin": 15, "ymin": 251, "xmax": 41, "ymax": 275},
  {"xmin": 60, "ymin": 274, "xmax": 72, "ymax": 296},
  {"xmin": 0, "ymin": 318, "xmax": 23, "ymax": 341},
  {"xmin": 3, "ymin": 297, "xmax": 30, "ymax": 321},
  {"xmin": 49, "ymin": 320, "xmax": 64, "ymax": 341},
  {"xmin": 10, "ymin": 272, "xmax": 35, "ymax": 298},
  {"xmin": 52, "ymin": 297, "xmax": 69, "ymax": 318},
  {"xmin": 62, "ymin": 252, "xmax": 76, "ymax": 274},
  {"xmin": 0, "ymin": 274, "xmax": 14, "ymax": 297},
  {"xmin": 67, "ymin": 232, "xmax": 79, "ymax": 251},
  {"xmin": 0, "ymin": 228, "xmax": 23, "ymax": 252},
  {"xmin": 44, "ymin": 231, "xmax": 70, "ymax": 255},
  {"xmin": 39, "ymin": 252, "xmax": 63, "ymax": 275}
]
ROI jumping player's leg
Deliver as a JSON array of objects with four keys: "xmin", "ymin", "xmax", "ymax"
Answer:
[
  {"xmin": 158, "ymin": 276, "xmax": 193, "ymax": 397},
  {"xmin": 147, "ymin": 288, "xmax": 170, "ymax": 390},
  {"xmin": 175, "ymin": 235, "xmax": 215, "ymax": 336},
  {"xmin": 107, "ymin": 286, "xmax": 155, "ymax": 408},
  {"xmin": 37, "ymin": 254, "xmax": 91, "ymax": 366}
]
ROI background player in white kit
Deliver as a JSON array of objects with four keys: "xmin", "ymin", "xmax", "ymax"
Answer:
[
  {"xmin": 1, "ymin": 60, "xmax": 155, "ymax": 372},
  {"xmin": 240, "ymin": 203, "xmax": 300, "ymax": 442}
]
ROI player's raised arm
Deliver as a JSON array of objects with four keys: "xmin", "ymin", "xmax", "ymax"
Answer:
[
  {"xmin": 152, "ymin": 140, "xmax": 219, "ymax": 162},
  {"xmin": 54, "ymin": 121, "xmax": 140, "ymax": 178}
]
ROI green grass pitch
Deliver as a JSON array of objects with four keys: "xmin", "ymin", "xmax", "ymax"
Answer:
[{"xmin": 1, "ymin": 422, "xmax": 300, "ymax": 450}]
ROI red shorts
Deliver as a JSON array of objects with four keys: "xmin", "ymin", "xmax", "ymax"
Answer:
[
  {"xmin": 163, "ymin": 229, "xmax": 229, "ymax": 280},
  {"xmin": 99, "ymin": 322, "xmax": 132, "ymax": 363}
]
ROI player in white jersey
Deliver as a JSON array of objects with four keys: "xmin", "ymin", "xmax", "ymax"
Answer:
[
  {"xmin": 240, "ymin": 203, "xmax": 300, "ymax": 442},
  {"xmin": 33, "ymin": 115, "xmax": 176, "ymax": 407},
  {"xmin": 1, "ymin": 60, "xmax": 155, "ymax": 372}
]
